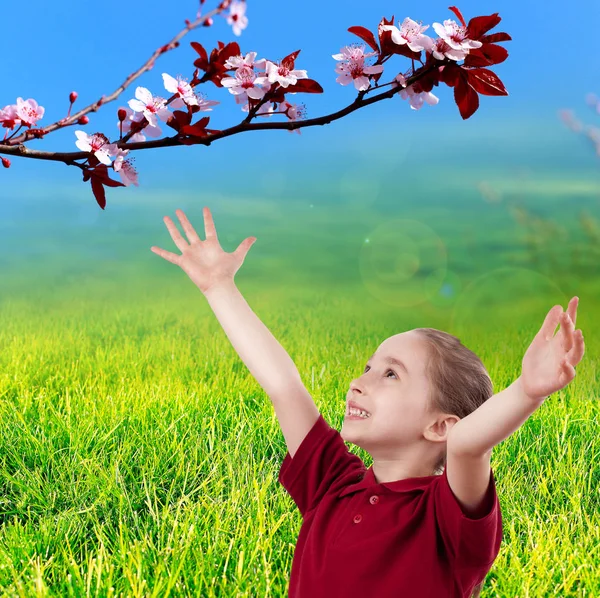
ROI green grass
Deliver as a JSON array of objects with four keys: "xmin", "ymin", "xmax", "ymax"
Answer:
[{"xmin": 0, "ymin": 190, "xmax": 599, "ymax": 596}]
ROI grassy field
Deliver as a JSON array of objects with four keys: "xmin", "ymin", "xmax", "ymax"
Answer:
[{"xmin": 0, "ymin": 185, "xmax": 599, "ymax": 597}]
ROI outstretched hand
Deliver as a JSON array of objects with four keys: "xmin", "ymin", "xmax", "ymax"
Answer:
[
  {"xmin": 150, "ymin": 207, "xmax": 257, "ymax": 294},
  {"xmin": 521, "ymin": 297, "xmax": 585, "ymax": 402}
]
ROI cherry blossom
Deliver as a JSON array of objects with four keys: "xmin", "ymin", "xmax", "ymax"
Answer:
[
  {"xmin": 398, "ymin": 83, "xmax": 439, "ymax": 110},
  {"xmin": 224, "ymin": 51, "xmax": 267, "ymax": 72},
  {"xmin": 432, "ymin": 19, "xmax": 482, "ymax": 54},
  {"xmin": 221, "ymin": 66, "xmax": 271, "ymax": 101},
  {"xmin": 226, "ymin": 0, "xmax": 248, "ymax": 37},
  {"xmin": 431, "ymin": 37, "xmax": 468, "ymax": 62},
  {"xmin": 74, "ymin": 131, "xmax": 119, "ymax": 165},
  {"xmin": 163, "ymin": 73, "xmax": 220, "ymax": 112},
  {"xmin": 332, "ymin": 44, "xmax": 384, "ymax": 91},
  {"xmin": 112, "ymin": 148, "xmax": 139, "ymax": 186},
  {"xmin": 128, "ymin": 87, "xmax": 171, "ymax": 128},
  {"xmin": 0, "ymin": 105, "xmax": 21, "ymax": 131},
  {"xmin": 380, "ymin": 17, "xmax": 435, "ymax": 53},
  {"xmin": 395, "ymin": 73, "xmax": 408, "ymax": 88},
  {"xmin": 265, "ymin": 60, "xmax": 308, "ymax": 88},
  {"xmin": 162, "ymin": 73, "xmax": 199, "ymax": 107},
  {"xmin": 15, "ymin": 98, "xmax": 45, "ymax": 127},
  {"xmin": 241, "ymin": 99, "xmax": 276, "ymax": 116},
  {"xmin": 281, "ymin": 101, "xmax": 306, "ymax": 134},
  {"xmin": 116, "ymin": 107, "xmax": 157, "ymax": 142}
]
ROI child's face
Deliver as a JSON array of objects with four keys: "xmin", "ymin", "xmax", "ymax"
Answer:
[{"xmin": 341, "ymin": 331, "xmax": 448, "ymax": 458}]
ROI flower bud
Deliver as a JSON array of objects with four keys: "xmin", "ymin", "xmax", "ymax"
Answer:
[
  {"xmin": 118, "ymin": 108, "xmax": 127, "ymax": 122},
  {"xmin": 1, "ymin": 157, "xmax": 11, "ymax": 168},
  {"xmin": 77, "ymin": 115, "xmax": 89, "ymax": 125},
  {"xmin": 203, "ymin": 17, "xmax": 213, "ymax": 26},
  {"xmin": 69, "ymin": 91, "xmax": 78, "ymax": 103}
]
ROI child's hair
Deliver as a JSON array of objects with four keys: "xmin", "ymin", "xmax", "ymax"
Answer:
[{"xmin": 414, "ymin": 328, "xmax": 495, "ymax": 598}]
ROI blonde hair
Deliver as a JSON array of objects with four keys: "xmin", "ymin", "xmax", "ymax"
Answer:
[{"xmin": 414, "ymin": 328, "xmax": 494, "ymax": 598}]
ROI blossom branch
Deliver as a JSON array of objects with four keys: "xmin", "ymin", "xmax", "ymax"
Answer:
[
  {"xmin": 0, "ymin": 3, "xmax": 512, "ymax": 209},
  {"xmin": 0, "ymin": 63, "xmax": 440, "ymax": 163},
  {"xmin": 1, "ymin": 2, "xmax": 230, "ymax": 148}
]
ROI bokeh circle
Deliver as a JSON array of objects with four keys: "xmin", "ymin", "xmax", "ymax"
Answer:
[
  {"xmin": 450, "ymin": 267, "xmax": 568, "ymax": 345},
  {"xmin": 358, "ymin": 219, "xmax": 447, "ymax": 308}
]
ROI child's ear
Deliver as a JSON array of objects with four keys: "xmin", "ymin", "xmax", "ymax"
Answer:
[{"xmin": 424, "ymin": 415, "xmax": 460, "ymax": 442}]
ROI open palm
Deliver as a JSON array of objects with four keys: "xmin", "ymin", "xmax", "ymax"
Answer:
[
  {"xmin": 150, "ymin": 207, "xmax": 257, "ymax": 293},
  {"xmin": 521, "ymin": 297, "xmax": 585, "ymax": 402}
]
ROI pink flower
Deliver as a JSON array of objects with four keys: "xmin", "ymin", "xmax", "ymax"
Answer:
[
  {"xmin": 332, "ymin": 44, "xmax": 384, "ymax": 91},
  {"xmin": 265, "ymin": 60, "xmax": 308, "ymax": 89},
  {"xmin": 112, "ymin": 148, "xmax": 139, "ymax": 186},
  {"xmin": 242, "ymin": 100, "xmax": 276, "ymax": 116},
  {"xmin": 0, "ymin": 105, "xmax": 21, "ymax": 130},
  {"xmin": 116, "ymin": 107, "xmax": 151, "ymax": 142},
  {"xmin": 226, "ymin": 0, "xmax": 248, "ymax": 37},
  {"xmin": 163, "ymin": 73, "xmax": 200, "ymax": 108},
  {"xmin": 221, "ymin": 66, "xmax": 271, "ymax": 101},
  {"xmin": 395, "ymin": 73, "xmax": 408, "ymax": 88},
  {"xmin": 281, "ymin": 101, "xmax": 306, "ymax": 135},
  {"xmin": 398, "ymin": 83, "xmax": 439, "ymax": 111},
  {"xmin": 224, "ymin": 51, "xmax": 267, "ymax": 71},
  {"xmin": 127, "ymin": 87, "xmax": 171, "ymax": 128},
  {"xmin": 15, "ymin": 97, "xmax": 45, "ymax": 127},
  {"xmin": 431, "ymin": 19, "xmax": 482, "ymax": 54},
  {"xmin": 380, "ymin": 17, "xmax": 435, "ymax": 53},
  {"xmin": 74, "ymin": 131, "xmax": 119, "ymax": 165},
  {"xmin": 431, "ymin": 37, "xmax": 468, "ymax": 62}
]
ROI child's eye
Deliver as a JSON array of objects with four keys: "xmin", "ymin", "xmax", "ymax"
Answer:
[{"xmin": 363, "ymin": 365, "xmax": 397, "ymax": 379}]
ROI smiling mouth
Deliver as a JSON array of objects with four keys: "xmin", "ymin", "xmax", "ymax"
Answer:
[{"xmin": 346, "ymin": 408, "xmax": 371, "ymax": 419}]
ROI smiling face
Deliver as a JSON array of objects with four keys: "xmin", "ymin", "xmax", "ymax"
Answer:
[{"xmin": 341, "ymin": 330, "xmax": 453, "ymax": 461}]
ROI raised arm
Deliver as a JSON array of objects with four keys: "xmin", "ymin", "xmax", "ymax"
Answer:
[
  {"xmin": 444, "ymin": 297, "xmax": 585, "ymax": 517},
  {"xmin": 151, "ymin": 207, "xmax": 320, "ymax": 458},
  {"xmin": 448, "ymin": 297, "xmax": 585, "ymax": 457}
]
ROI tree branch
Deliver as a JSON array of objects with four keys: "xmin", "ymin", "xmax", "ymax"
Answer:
[
  {"xmin": 0, "ymin": 62, "xmax": 440, "ymax": 163},
  {"xmin": 1, "ymin": 2, "xmax": 229, "ymax": 148}
]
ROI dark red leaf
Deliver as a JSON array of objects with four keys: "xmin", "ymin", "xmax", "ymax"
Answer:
[
  {"xmin": 167, "ymin": 110, "xmax": 192, "ymax": 132},
  {"xmin": 348, "ymin": 26, "xmax": 380, "ymax": 53},
  {"xmin": 90, "ymin": 165, "xmax": 125, "ymax": 188},
  {"xmin": 283, "ymin": 78, "xmax": 324, "ymax": 94},
  {"xmin": 480, "ymin": 32, "xmax": 511, "ymax": 43},
  {"xmin": 180, "ymin": 117, "xmax": 221, "ymax": 141},
  {"xmin": 218, "ymin": 41, "xmax": 242, "ymax": 65},
  {"xmin": 448, "ymin": 6, "xmax": 466, "ymax": 28},
  {"xmin": 454, "ymin": 74, "xmax": 479, "ymax": 120},
  {"xmin": 190, "ymin": 42, "xmax": 207, "ymax": 64},
  {"xmin": 466, "ymin": 14, "xmax": 501, "ymax": 40},
  {"xmin": 466, "ymin": 67, "xmax": 508, "ymax": 96},
  {"xmin": 439, "ymin": 63, "xmax": 461, "ymax": 87},
  {"xmin": 464, "ymin": 43, "xmax": 508, "ymax": 67},
  {"xmin": 281, "ymin": 50, "xmax": 301, "ymax": 71},
  {"xmin": 90, "ymin": 177, "xmax": 106, "ymax": 209}
]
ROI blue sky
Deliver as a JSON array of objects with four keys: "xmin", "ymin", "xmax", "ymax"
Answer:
[{"xmin": 1, "ymin": 0, "xmax": 599, "ymax": 210}]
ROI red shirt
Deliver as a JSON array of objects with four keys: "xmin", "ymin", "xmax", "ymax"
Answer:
[{"xmin": 278, "ymin": 413, "xmax": 503, "ymax": 598}]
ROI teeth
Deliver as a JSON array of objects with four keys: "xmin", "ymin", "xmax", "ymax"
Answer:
[{"xmin": 348, "ymin": 408, "xmax": 370, "ymax": 418}]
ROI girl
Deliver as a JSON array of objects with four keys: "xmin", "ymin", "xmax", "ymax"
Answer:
[{"xmin": 151, "ymin": 207, "xmax": 585, "ymax": 598}]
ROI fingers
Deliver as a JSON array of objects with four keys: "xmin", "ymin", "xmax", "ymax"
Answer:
[
  {"xmin": 176, "ymin": 209, "xmax": 202, "ymax": 244},
  {"xmin": 539, "ymin": 305, "xmax": 563, "ymax": 341},
  {"xmin": 150, "ymin": 246, "xmax": 181, "ymax": 265},
  {"xmin": 163, "ymin": 216, "xmax": 190, "ymax": 252},
  {"xmin": 202, "ymin": 206, "xmax": 219, "ymax": 242},
  {"xmin": 566, "ymin": 329, "xmax": 585, "ymax": 367},
  {"xmin": 566, "ymin": 296, "xmax": 579, "ymax": 327},
  {"xmin": 560, "ymin": 310, "xmax": 575, "ymax": 353},
  {"xmin": 560, "ymin": 358, "xmax": 576, "ymax": 386}
]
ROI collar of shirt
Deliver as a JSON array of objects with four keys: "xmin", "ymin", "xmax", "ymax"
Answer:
[{"xmin": 339, "ymin": 465, "xmax": 439, "ymax": 498}]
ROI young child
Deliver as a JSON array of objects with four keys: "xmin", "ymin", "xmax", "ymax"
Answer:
[{"xmin": 151, "ymin": 207, "xmax": 586, "ymax": 598}]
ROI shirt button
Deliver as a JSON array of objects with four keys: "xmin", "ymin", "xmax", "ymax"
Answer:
[
  {"xmin": 369, "ymin": 495, "xmax": 379, "ymax": 505},
  {"xmin": 353, "ymin": 514, "xmax": 362, "ymax": 524}
]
